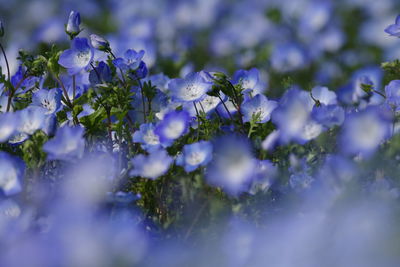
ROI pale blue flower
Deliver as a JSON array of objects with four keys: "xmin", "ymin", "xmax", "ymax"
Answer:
[
  {"xmin": 43, "ymin": 126, "xmax": 85, "ymax": 161},
  {"xmin": 241, "ymin": 94, "xmax": 277, "ymax": 123},
  {"xmin": 176, "ymin": 141, "xmax": 213, "ymax": 172},
  {"xmin": 0, "ymin": 152, "xmax": 25, "ymax": 197},
  {"xmin": 58, "ymin": 38, "xmax": 94, "ymax": 75},
  {"xmin": 130, "ymin": 149, "xmax": 173, "ymax": 179}
]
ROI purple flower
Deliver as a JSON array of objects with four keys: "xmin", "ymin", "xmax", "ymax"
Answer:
[
  {"xmin": 43, "ymin": 126, "xmax": 85, "ymax": 161},
  {"xmin": 89, "ymin": 61, "xmax": 112, "ymax": 84},
  {"xmin": 130, "ymin": 149, "xmax": 173, "ymax": 179},
  {"xmin": 176, "ymin": 141, "xmax": 213, "ymax": 172},
  {"xmin": 385, "ymin": 15, "xmax": 400, "ymax": 37},
  {"xmin": 241, "ymin": 94, "xmax": 277, "ymax": 123},
  {"xmin": 154, "ymin": 110, "xmax": 191, "ymax": 146},
  {"xmin": 112, "ymin": 49, "xmax": 145, "ymax": 71},
  {"xmin": 58, "ymin": 38, "xmax": 94, "ymax": 75},
  {"xmin": 311, "ymin": 104, "xmax": 345, "ymax": 128},
  {"xmin": 169, "ymin": 72, "xmax": 212, "ymax": 102},
  {"xmin": 0, "ymin": 152, "xmax": 25, "ymax": 197}
]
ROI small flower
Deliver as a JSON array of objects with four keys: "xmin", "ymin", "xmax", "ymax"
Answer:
[
  {"xmin": 90, "ymin": 34, "xmax": 110, "ymax": 51},
  {"xmin": 311, "ymin": 104, "xmax": 345, "ymax": 128},
  {"xmin": 112, "ymin": 49, "xmax": 145, "ymax": 71},
  {"xmin": 43, "ymin": 126, "xmax": 85, "ymax": 161},
  {"xmin": 176, "ymin": 141, "xmax": 213, "ymax": 172},
  {"xmin": 0, "ymin": 113, "xmax": 17, "ymax": 143},
  {"xmin": 271, "ymin": 88, "xmax": 315, "ymax": 144},
  {"xmin": 154, "ymin": 110, "xmax": 191, "ymax": 146},
  {"xmin": 132, "ymin": 123, "xmax": 161, "ymax": 151},
  {"xmin": 31, "ymin": 88, "xmax": 62, "ymax": 114},
  {"xmin": 241, "ymin": 94, "xmax": 277, "ymax": 123},
  {"xmin": 169, "ymin": 72, "xmax": 213, "ymax": 102},
  {"xmin": 130, "ymin": 149, "xmax": 173, "ymax": 179},
  {"xmin": 58, "ymin": 37, "xmax": 94, "ymax": 75},
  {"xmin": 16, "ymin": 107, "xmax": 46, "ymax": 136},
  {"xmin": 311, "ymin": 86, "xmax": 337, "ymax": 105},
  {"xmin": 340, "ymin": 107, "xmax": 391, "ymax": 157},
  {"xmin": 206, "ymin": 135, "xmax": 256, "ymax": 196},
  {"xmin": 89, "ymin": 61, "xmax": 112, "ymax": 84},
  {"xmin": 10, "ymin": 66, "xmax": 40, "ymax": 94},
  {"xmin": 385, "ymin": 80, "xmax": 400, "ymax": 109},
  {"xmin": 385, "ymin": 15, "xmax": 400, "ymax": 37},
  {"xmin": 65, "ymin": 10, "xmax": 81, "ymax": 39},
  {"xmin": 0, "ymin": 152, "xmax": 25, "ymax": 196},
  {"xmin": 231, "ymin": 68, "xmax": 259, "ymax": 92}
]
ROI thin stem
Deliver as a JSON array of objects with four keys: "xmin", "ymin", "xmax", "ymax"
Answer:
[
  {"xmin": 105, "ymin": 107, "xmax": 114, "ymax": 153},
  {"xmin": 137, "ymin": 77, "xmax": 147, "ymax": 123},
  {"xmin": 373, "ymin": 89, "xmax": 386, "ymax": 99},
  {"xmin": 193, "ymin": 102, "xmax": 201, "ymax": 141},
  {"xmin": 109, "ymin": 50, "xmax": 127, "ymax": 86},
  {"xmin": 217, "ymin": 93, "xmax": 234, "ymax": 121},
  {"xmin": 72, "ymin": 75, "xmax": 76, "ymax": 102},
  {"xmin": 90, "ymin": 62, "xmax": 101, "ymax": 82},
  {"xmin": 0, "ymin": 42, "xmax": 10, "ymax": 81},
  {"xmin": 6, "ymin": 74, "xmax": 28, "ymax": 112},
  {"xmin": 184, "ymin": 201, "xmax": 207, "ymax": 240}
]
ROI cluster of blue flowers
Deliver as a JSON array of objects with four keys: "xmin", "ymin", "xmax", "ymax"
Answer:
[{"xmin": 1, "ymin": 3, "xmax": 400, "ymax": 266}]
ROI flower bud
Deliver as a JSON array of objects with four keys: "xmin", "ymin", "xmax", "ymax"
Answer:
[
  {"xmin": 90, "ymin": 34, "xmax": 110, "ymax": 52},
  {"xmin": 65, "ymin": 11, "xmax": 81, "ymax": 39}
]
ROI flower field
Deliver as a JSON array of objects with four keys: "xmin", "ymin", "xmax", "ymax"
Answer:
[{"xmin": 1, "ymin": 0, "xmax": 400, "ymax": 266}]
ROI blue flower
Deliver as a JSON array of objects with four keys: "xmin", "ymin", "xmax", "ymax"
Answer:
[
  {"xmin": 130, "ymin": 149, "xmax": 173, "ymax": 179},
  {"xmin": 16, "ymin": 107, "xmax": 46, "ymax": 136},
  {"xmin": 0, "ymin": 113, "xmax": 17, "ymax": 143},
  {"xmin": 31, "ymin": 88, "xmax": 62, "ymax": 114},
  {"xmin": 311, "ymin": 104, "xmax": 345, "ymax": 128},
  {"xmin": 10, "ymin": 66, "xmax": 40, "ymax": 94},
  {"xmin": 58, "ymin": 37, "xmax": 94, "ymax": 75},
  {"xmin": 43, "ymin": 126, "xmax": 85, "ymax": 161},
  {"xmin": 311, "ymin": 86, "xmax": 337, "ymax": 105},
  {"xmin": 270, "ymin": 43, "xmax": 309, "ymax": 72},
  {"xmin": 0, "ymin": 152, "xmax": 25, "ymax": 197},
  {"xmin": 340, "ymin": 107, "xmax": 391, "ymax": 157},
  {"xmin": 385, "ymin": 80, "xmax": 400, "ymax": 109},
  {"xmin": 169, "ymin": 72, "xmax": 212, "ymax": 102},
  {"xmin": 241, "ymin": 94, "xmax": 277, "ymax": 123},
  {"xmin": 385, "ymin": 15, "xmax": 400, "ymax": 37},
  {"xmin": 112, "ymin": 49, "xmax": 145, "ymax": 71},
  {"xmin": 176, "ymin": 141, "xmax": 213, "ymax": 172},
  {"xmin": 310, "ymin": 86, "xmax": 344, "ymax": 127},
  {"xmin": 132, "ymin": 123, "xmax": 161, "ymax": 151},
  {"xmin": 271, "ymin": 89, "xmax": 320, "ymax": 144},
  {"xmin": 154, "ymin": 110, "xmax": 191, "ymax": 146},
  {"xmin": 206, "ymin": 135, "xmax": 256, "ymax": 196},
  {"xmin": 231, "ymin": 68, "xmax": 259, "ymax": 92},
  {"xmin": 65, "ymin": 10, "xmax": 81, "ymax": 38},
  {"xmin": 89, "ymin": 61, "xmax": 112, "ymax": 84}
]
